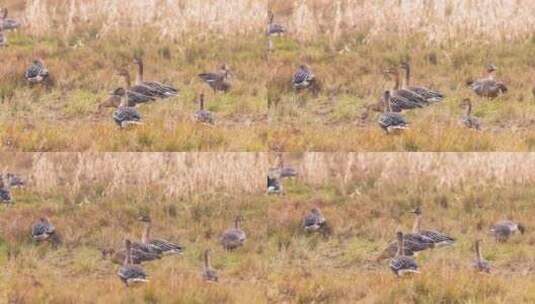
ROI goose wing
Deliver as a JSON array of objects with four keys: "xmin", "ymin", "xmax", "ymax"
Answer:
[{"xmin": 149, "ymin": 239, "xmax": 184, "ymax": 254}]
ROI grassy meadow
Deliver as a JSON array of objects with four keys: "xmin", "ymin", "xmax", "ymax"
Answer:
[
  {"xmin": 267, "ymin": 0, "xmax": 535, "ymax": 151},
  {"xmin": 1, "ymin": 153, "xmax": 535, "ymax": 303},
  {"xmin": 1, "ymin": 1, "xmax": 535, "ymax": 151},
  {"xmin": 0, "ymin": 0, "xmax": 267, "ymax": 151}
]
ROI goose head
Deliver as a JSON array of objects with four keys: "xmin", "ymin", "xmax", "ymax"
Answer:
[{"xmin": 517, "ymin": 223, "xmax": 526, "ymax": 234}]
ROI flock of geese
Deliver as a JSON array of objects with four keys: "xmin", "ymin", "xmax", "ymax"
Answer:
[
  {"xmin": 0, "ymin": 160, "xmax": 528, "ymax": 285},
  {"xmin": 268, "ymin": 10, "xmax": 509, "ymax": 133},
  {"xmin": 2, "ymin": 8, "xmax": 513, "ymax": 134}
]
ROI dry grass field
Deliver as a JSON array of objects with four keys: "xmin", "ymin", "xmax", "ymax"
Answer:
[{"xmin": 1, "ymin": 153, "xmax": 535, "ymax": 303}]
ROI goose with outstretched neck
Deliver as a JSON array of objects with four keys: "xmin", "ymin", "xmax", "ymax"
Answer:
[
  {"xmin": 472, "ymin": 240, "xmax": 491, "ymax": 273},
  {"xmin": 194, "ymin": 93, "xmax": 215, "ymax": 125},
  {"xmin": 201, "ymin": 249, "xmax": 219, "ymax": 282},
  {"xmin": 133, "ymin": 56, "xmax": 178, "ymax": 98},
  {"xmin": 460, "ymin": 98, "xmax": 481, "ymax": 130},
  {"xmin": 117, "ymin": 239, "xmax": 149, "ymax": 286}
]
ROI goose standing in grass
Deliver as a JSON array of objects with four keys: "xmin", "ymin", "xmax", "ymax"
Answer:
[
  {"xmin": 385, "ymin": 68, "xmax": 427, "ymax": 108},
  {"xmin": 102, "ymin": 247, "xmax": 161, "ymax": 265},
  {"xmin": 220, "ymin": 216, "xmax": 246, "ymax": 250},
  {"xmin": 303, "ymin": 208, "xmax": 326, "ymax": 232},
  {"xmin": 198, "ymin": 64, "xmax": 232, "ymax": 94},
  {"xmin": 472, "ymin": 240, "xmax": 491, "ymax": 273},
  {"xmin": 400, "ymin": 62, "xmax": 444, "ymax": 103},
  {"xmin": 378, "ymin": 90, "xmax": 408, "ymax": 133},
  {"xmin": 133, "ymin": 56, "xmax": 178, "ymax": 98},
  {"xmin": 378, "ymin": 230, "xmax": 434, "ymax": 260},
  {"xmin": 411, "ymin": 207, "xmax": 455, "ymax": 247},
  {"xmin": 267, "ymin": 11, "xmax": 285, "ymax": 36},
  {"xmin": 467, "ymin": 64, "xmax": 508, "ymax": 99},
  {"xmin": 460, "ymin": 98, "xmax": 481, "ymax": 130},
  {"xmin": 201, "ymin": 249, "xmax": 218, "ymax": 282},
  {"xmin": 31, "ymin": 218, "xmax": 60, "ymax": 245},
  {"xmin": 117, "ymin": 239, "xmax": 149, "ymax": 286},
  {"xmin": 112, "ymin": 89, "xmax": 143, "ymax": 128},
  {"xmin": 490, "ymin": 220, "xmax": 525, "ymax": 242},
  {"xmin": 101, "ymin": 87, "xmax": 155, "ymax": 109},
  {"xmin": 194, "ymin": 93, "xmax": 215, "ymax": 125},
  {"xmin": 138, "ymin": 215, "xmax": 184, "ymax": 255},
  {"xmin": 1, "ymin": 8, "xmax": 20, "ymax": 30},
  {"xmin": 389, "ymin": 231, "xmax": 419, "ymax": 277},
  {"xmin": 292, "ymin": 65, "xmax": 315, "ymax": 90},
  {"xmin": 25, "ymin": 59, "xmax": 50, "ymax": 85}
]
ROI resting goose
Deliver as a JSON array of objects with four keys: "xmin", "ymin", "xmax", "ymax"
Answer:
[
  {"xmin": 102, "ymin": 247, "xmax": 161, "ymax": 265},
  {"xmin": 133, "ymin": 56, "xmax": 178, "ymax": 98},
  {"xmin": 378, "ymin": 231, "xmax": 434, "ymax": 260},
  {"xmin": 138, "ymin": 215, "xmax": 184, "ymax": 255},
  {"xmin": 220, "ymin": 216, "xmax": 246, "ymax": 250},
  {"xmin": 303, "ymin": 208, "xmax": 326, "ymax": 232},
  {"xmin": 400, "ymin": 62, "xmax": 444, "ymax": 103},
  {"xmin": 25, "ymin": 59, "xmax": 50, "ymax": 84},
  {"xmin": 460, "ymin": 98, "xmax": 481, "ymax": 130},
  {"xmin": 117, "ymin": 69, "xmax": 160, "ymax": 100},
  {"xmin": 194, "ymin": 93, "xmax": 215, "ymax": 125},
  {"xmin": 411, "ymin": 207, "xmax": 455, "ymax": 247},
  {"xmin": 198, "ymin": 64, "xmax": 232, "ymax": 93},
  {"xmin": 267, "ymin": 11, "xmax": 285, "ymax": 36},
  {"xmin": 389, "ymin": 231, "xmax": 420, "ymax": 276},
  {"xmin": 112, "ymin": 89, "xmax": 143, "ymax": 128},
  {"xmin": 201, "ymin": 249, "xmax": 218, "ymax": 282},
  {"xmin": 490, "ymin": 220, "xmax": 525, "ymax": 242},
  {"xmin": 378, "ymin": 90, "xmax": 408, "ymax": 133},
  {"xmin": 117, "ymin": 239, "xmax": 149, "ymax": 286},
  {"xmin": 385, "ymin": 68, "xmax": 427, "ymax": 109},
  {"xmin": 472, "ymin": 240, "xmax": 491, "ymax": 273},
  {"xmin": 468, "ymin": 64, "xmax": 507, "ymax": 99}
]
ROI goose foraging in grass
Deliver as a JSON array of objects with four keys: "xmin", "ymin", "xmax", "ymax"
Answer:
[
  {"xmin": 460, "ymin": 98, "xmax": 481, "ymax": 130},
  {"xmin": 31, "ymin": 218, "xmax": 60, "ymax": 246},
  {"xmin": 137, "ymin": 215, "xmax": 184, "ymax": 255},
  {"xmin": 117, "ymin": 239, "xmax": 149, "ymax": 286},
  {"xmin": 411, "ymin": 207, "xmax": 455, "ymax": 247},
  {"xmin": 378, "ymin": 90, "xmax": 408, "ymax": 133},
  {"xmin": 220, "ymin": 216, "xmax": 246, "ymax": 250},
  {"xmin": 194, "ymin": 93, "xmax": 215, "ymax": 125},
  {"xmin": 133, "ymin": 56, "xmax": 178, "ymax": 98},
  {"xmin": 199, "ymin": 64, "xmax": 232, "ymax": 93},
  {"xmin": 25, "ymin": 59, "xmax": 50, "ymax": 85},
  {"xmin": 292, "ymin": 65, "xmax": 315, "ymax": 90},
  {"xmin": 467, "ymin": 64, "xmax": 507, "ymax": 99},
  {"xmin": 201, "ymin": 249, "xmax": 218, "ymax": 282},
  {"xmin": 389, "ymin": 231, "xmax": 420, "ymax": 277},
  {"xmin": 490, "ymin": 220, "xmax": 525, "ymax": 242},
  {"xmin": 400, "ymin": 62, "xmax": 444, "ymax": 103},
  {"xmin": 112, "ymin": 89, "xmax": 143, "ymax": 128},
  {"xmin": 472, "ymin": 240, "xmax": 491, "ymax": 273},
  {"xmin": 267, "ymin": 11, "xmax": 285, "ymax": 36},
  {"xmin": 303, "ymin": 208, "xmax": 326, "ymax": 232}
]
